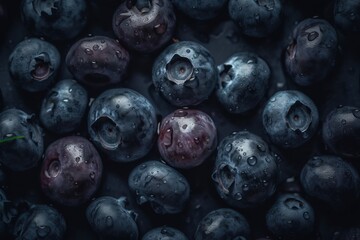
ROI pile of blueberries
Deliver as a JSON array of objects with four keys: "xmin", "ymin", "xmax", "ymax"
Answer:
[{"xmin": 0, "ymin": 0, "xmax": 360, "ymax": 239}]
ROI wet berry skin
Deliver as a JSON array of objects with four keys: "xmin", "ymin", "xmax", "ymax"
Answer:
[
  {"xmin": 112, "ymin": 0, "xmax": 176, "ymax": 53},
  {"xmin": 66, "ymin": 36, "xmax": 130, "ymax": 87},
  {"xmin": 157, "ymin": 109, "xmax": 217, "ymax": 169},
  {"xmin": 88, "ymin": 88, "xmax": 157, "ymax": 162},
  {"xmin": 285, "ymin": 18, "xmax": 338, "ymax": 86},
  {"xmin": 86, "ymin": 196, "xmax": 138, "ymax": 240},
  {"xmin": 212, "ymin": 131, "xmax": 278, "ymax": 209},
  {"xmin": 322, "ymin": 106, "xmax": 360, "ymax": 158},
  {"xmin": 194, "ymin": 208, "xmax": 251, "ymax": 240},
  {"xmin": 228, "ymin": 0, "xmax": 282, "ymax": 38},
  {"xmin": 9, "ymin": 38, "xmax": 61, "ymax": 92},
  {"xmin": 334, "ymin": 0, "xmax": 360, "ymax": 33},
  {"xmin": 128, "ymin": 160, "xmax": 190, "ymax": 214},
  {"xmin": 300, "ymin": 155, "xmax": 360, "ymax": 210},
  {"xmin": 262, "ymin": 90, "xmax": 319, "ymax": 149},
  {"xmin": 0, "ymin": 109, "xmax": 44, "ymax": 171},
  {"xmin": 21, "ymin": 0, "xmax": 87, "ymax": 41},
  {"xmin": 40, "ymin": 79, "xmax": 88, "ymax": 134},
  {"xmin": 217, "ymin": 52, "xmax": 271, "ymax": 114},
  {"xmin": 171, "ymin": 0, "xmax": 227, "ymax": 21},
  {"xmin": 143, "ymin": 226, "xmax": 188, "ymax": 240},
  {"xmin": 13, "ymin": 204, "xmax": 66, "ymax": 240},
  {"xmin": 152, "ymin": 41, "xmax": 218, "ymax": 107},
  {"xmin": 266, "ymin": 194, "xmax": 315, "ymax": 240},
  {"xmin": 40, "ymin": 136, "xmax": 103, "ymax": 207}
]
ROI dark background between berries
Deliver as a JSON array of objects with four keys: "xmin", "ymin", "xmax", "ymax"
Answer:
[{"xmin": 1, "ymin": 0, "xmax": 360, "ymax": 239}]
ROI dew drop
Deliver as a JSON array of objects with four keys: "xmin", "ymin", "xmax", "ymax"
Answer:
[
  {"xmin": 225, "ymin": 143, "xmax": 233, "ymax": 152},
  {"xmin": 303, "ymin": 211, "xmax": 310, "ymax": 220},
  {"xmin": 247, "ymin": 156, "xmax": 257, "ymax": 166}
]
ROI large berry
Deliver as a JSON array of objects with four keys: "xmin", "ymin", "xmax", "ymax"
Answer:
[{"xmin": 88, "ymin": 88, "xmax": 157, "ymax": 162}]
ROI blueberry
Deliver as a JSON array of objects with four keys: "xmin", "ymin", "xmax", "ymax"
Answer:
[
  {"xmin": 212, "ymin": 131, "xmax": 278, "ymax": 209},
  {"xmin": 322, "ymin": 106, "xmax": 360, "ymax": 158},
  {"xmin": 66, "ymin": 36, "xmax": 130, "ymax": 87},
  {"xmin": 194, "ymin": 208, "xmax": 251, "ymax": 240},
  {"xmin": 171, "ymin": 0, "xmax": 227, "ymax": 21},
  {"xmin": 266, "ymin": 194, "xmax": 315, "ymax": 239},
  {"xmin": 152, "ymin": 41, "xmax": 218, "ymax": 106},
  {"xmin": 217, "ymin": 52, "xmax": 271, "ymax": 114},
  {"xmin": 88, "ymin": 88, "xmax": 157, "ymax": 162},
  {"xmin": 40, "ymin": 136, "xmax": 103, "ymax": 206},
  {"xmin": 228, "ymin": 0, "xmax": 282, "ymax": 38},
  {"xmin": 157, "ymin": 108, "xmax": 217, "ymax": 169},
  {"xmin": 40, "ymin": 79, "xmax": 88, "ymax": 134},
  {"xmin": 0, "ymin": 109, "xmax": 43, "ymax": 171},
  {"xmin": 128, "ymin": 160, "xmax": 190, "ymax": 214},
  {"xmin": 8, "ymin": 38, "xmax": 61, "ymax": 92},
  {"xmin": 300, "ymin": 155, "xmax": 360, "ymax": 210},
  {"xmin": 13, "ymin": 204, "xmax": 66, "ymax": 240},
  {"xmin": 21, "ymin": 0, "xmax": 87, "ymax": 41},
  {"xmin": 112, "ymin": 0, "xmax": 176, "ymax": 53},
  {"xmin": 334, "ymin": 0, "xmax": 360, "ymax": 33},
  {"xmin": 143, "ymin": 226, "xmax": 188, "ymax": 240},
  {"xmin": 285, "ymin": 18, "xmax": 338, "ymax": 86},
  {"xmin": 262, "ymin": 90, "xmax": 319, "ymax": 148},
  {"xmin": 86, "ymin": 196, "xmax": 138, "ymax": 240}
]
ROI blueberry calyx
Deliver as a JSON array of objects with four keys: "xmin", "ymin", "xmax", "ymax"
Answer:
[
  {"xmin": 256, "ymin": 0, "xmax": 275, "ymax": 11},
  {"xmin": 212, "ymin": 163, "xmax": 236, "ymax": 195},
  {"xmin": 284, "ymin": 197, "xmax": 304, "ymax": 210},
  {"xmin": 33, "ymin": 0, "xmax": 61, "ymax": 17},
  {"xmin": 219, "ymin": 64, "xmax": 233, "ymax": 88},
  {"xmin": 30, "ymin": 53, "xmax": 53, "ymax": 81},
  {"xmin": 285, "ymin": 100, "xmax": 312, "ymax": 134},
  {"xmin": 91, "ymin": 116, "xmax": 122, "ymax": 150},
  {"xmin": 166, "ymin": 54, "xmax": 194, "ymax": 84}
]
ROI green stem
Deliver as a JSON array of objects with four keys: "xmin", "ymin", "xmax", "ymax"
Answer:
[{"xmin": 0, "ymin": 136, "xmax": 25, "ymax": 143}]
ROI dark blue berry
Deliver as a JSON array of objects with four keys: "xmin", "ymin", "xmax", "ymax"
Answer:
[
  {"xmin": 228, "ymin": 0, "xmax": 282, "ymax": 38},
  {"xmin": 334, "ymin": 0, "xmax": 360, "ymax": 33},
  {"xmin": 9, "ymin": 38, "xmax": 61, "ymax": 92},
  {"xmin": 300, "ymin": 155, "xmax": 360, "ymax": 210},
  {"xmin": 217, "ymin": 52, "xmax": 270, "ymax": 114},
  {"xmin": 143, "ymin": 226, "xmax": 188, "ymax": 240},
  {"xmin": 322, "ymin": 106, "xmax": 360, "ymax": 158},
  {"xmin": 212, "ymin": 131, "xmax": 278, "ymax": 208},
  {"xmin": 86, "ymin": 196, "xmax": 138, "ymax": 240},
  {"xmin": 152, "ymin": 41, "xmax": 217, "ymax": 106},
  {"xmin": 0, "ymin": 109, "xmax": 44, "ymax": 171},
  {"xmin": 40, "ymin": 79, "xmax": 88, "ymax": 134},
  {"xmin": 266, "ymin": 194, "xmax": 315, "ymax": 239},
  {"xmin": 13, "ymin": 204, "xmax": 66, "ymax": 240},
  {"xmin": 128, "ymin": 160, "xmax": 190, "ymax": 214},
  {"xmin": 262, "ymin": 90, "xmax": 319, "ymax": 148},
  {"xmin": 88, "ymin": 88, "xmax": 157, "ymax": 162},
  {"xmin": 285, "ymin": 18, "xmax": 338, "ymax": 86},
  {"xmin": 194, "ymin": 208, "xmax": 251, "ymax": 240},
  {"xmin": 21, "ymin": 0, "xmax": 87, "ymax": 41}
]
